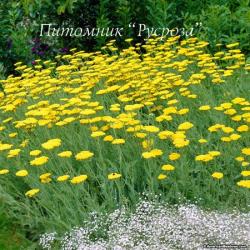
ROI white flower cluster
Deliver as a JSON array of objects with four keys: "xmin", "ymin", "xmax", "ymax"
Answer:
[
  {"xmin": 39, "ymin": 232, "xmax": 57, "ymax": 249},
  {"xmin": 39, "ymin": 201, "xmax": 250, "ymax": 250}
]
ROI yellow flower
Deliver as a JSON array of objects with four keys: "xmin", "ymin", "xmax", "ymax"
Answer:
[
  {"xmin": 142, "ymin": 149, "xmax": 163, "ymax": 159},
  {"xmin": 178, "ymin": 122, "xmax": 194, "ymax": 130},
  {"xmin": 75, "ymin": 151, "xmax": 94, "ymax": 160},
  {"xmin": 241, "ymin": 171, "xmax": 250, "ymax": 177},
  {"xmin": 108, "ymin": 173, "xmax": 122, "ymax": 180},
  {"xmin": 235, "ymin": 156, "xmax": 244, "ymax": 162},
  {"xmin": 142, "ymin": 139, "xmax": 154, "ymax": 149},
  {"xmin": 71, "ymin": 175, "xmax": 88, "ymax": 184},
  {"xmin": 0, "ymin": 169, "xmax": 9, "ymax": 175},
  {"xmin": 229, "ymin": 133, "xmax": 241, "ymax": 141},
  {"xmin": 169, "ymin": 153, "xmax": 181, "ymax": 161},
  {"xmin": 7, "ymin": 148, "xmax": 21, "ymax": 158},
  {"xmin": 0, "ymin": 143, "xmax": 13, "ymax": 151},
  {"xmin": 195, "ymin": 154, "xmax": 213, "ymax": 162},
  {"xmin": 221, "ymin": 126, "xmax": 234, "ymax": 133},
  {"xmin": 157, "ymin": 174, "xmax": 167, "ymax": 180},
  {"xmin": 103, "ymin": 135, "xmax": 114, "ymax": 142},
  {"xmin": 124, "ymin": 104, "xmax": 143, "ymax": 111},
  {"xmin": 208, "ymin": 151, "xmax": 221, "ymax": 157},
  {"xmin": 161, "ymin": 164, "xmax": 175, "ymax": 171},
  {"xmin": 16, "ymin": 170, "xmax": 28, "ymax": 177},
  {"xmin": 226, "ymin": 42, "xmax": 239, "ymax": 48},
  {"xmin": 158, "ymin": 130, "xmax": 174, "ymax": 140},
  {"xmin": 58, "ymin": 151, "xmax": 72, "ymax": 158},
  {"xmin": 211, "ymin": 172, "xmax": 223, "ymax": 179},
  {"xmin": 237, "ymin": 180, "xmax": 250, "ymax": 188},
  {"xmin": 242, "ymin": 148, "xmax": 250, "ymax": 155},
  {"xmin": 41, "ymin": 138, "xmax": 61, "ymax": 150},
  {"xmin": 39, "ymin": 173, "xmax": 52, "ymax": 183},
  {"xmin": 57, "ymin": 175, "xmax": 70, "ymax": 182},
  {"xmin": 25, "ymin": 188, "xmax": 40, "ymax": 197},
  {"xmin": 9, "ymin": 132, "xmax": 18, "ymax": 138},
  {"xmin": 20, "ymin": 139, "xmax": 29, "ymax": 148},
  {"xmin": 30, "ymin": 156, "xmax": 49, "ymax": 166},
  {"xmin": 199, "ymin": 105, "xmax": 211, "ymax": 111},
  {"xmin": 112, "ymin": 139, "xmax": 125, "ymax": 144},
  {"xmin": 198, "ymin": 139, "xmax": 207, "ymax": 144},
  {"xmin": 143, "ymin": 125, "xmax": 160, "ymax": 133},
  {"xmin": 135, "ymin": 132, "xmax": 147, "ymax": 138},
  {"xmin": 242, "ymin": 162, "xmax": 249, "ymax": 167},
  {"xmin": 237, "ymin": 125, "xmax": 248, "ymax": 132},
  {"xmin": 91, "ymin": 131, "xmax": 105, "ymax": 138},
  {"xmin": 30, "ymin": 150, "xmax": 42, "ymax": 156}
]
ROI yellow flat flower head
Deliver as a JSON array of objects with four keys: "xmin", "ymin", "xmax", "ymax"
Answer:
[
  {"xmin": 75, "ymin": 151, "xmax": 94, "ymax": 160},
  {"xmin": 16, "ymin": 170, "xmax": 28, "ymax": 177},
  {"xmin": 25, "ymin": 188, "xmax": 40, "ymax": 198},
  {"xmin": 211, "ymin": 172, "xmax": 223, "ymax": 179},
  {"xmin": 71, "ymin": 175, "xmax": 88, "ymax": 184},
  {"xmin": 108, "ymin": 173, "xmax": 122, "ymax": 180},
  {"xmin": 57, "ymin": 175, "xmax": 70, "ymax": 182},
  {"xmin": 58, "ymin": 151, "xmax": 72, "ymax": 158},
  {"xmin": 158, "ymin": 174, "xmax": 167, "ymax": 180}
]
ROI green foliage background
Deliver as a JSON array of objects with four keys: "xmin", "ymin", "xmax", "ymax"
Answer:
[{"xmin": 0, "ymin": 0, "xmax": 249, "ymax": 77}]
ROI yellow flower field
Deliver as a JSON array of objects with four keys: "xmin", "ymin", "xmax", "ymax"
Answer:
[{"xmin": 0, "ymin": 36, "xmax": 249, "ymax": 235}]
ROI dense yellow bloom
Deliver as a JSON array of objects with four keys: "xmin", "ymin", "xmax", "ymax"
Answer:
[
  {"xmin": 237, "ymin": 125, "xmax": 248, "ymax": 132},
  {"xmin": 103, "ymin": 135, "xmax": 114, "ymax": 141},
  {"xmin": 242, "ymin": 162, "xmax": 250, "ymax": 167},
  {"xmin": 124, "ymin": 104, "xmax": 143, "ymax": 111},
  {"xmin": 169, "ymin": 153, "xmax": 180, "ymax": 161},
  {"xmin": 75, "ymin": 151, "xmax": 94, "ymax": 160},
  {"xmin": 7, "ymin": 148, "xmax": 21, "ymax": 158},
  {"xmin": 0, "ymin": 143, "xmax": 13, "ymax": 151},
  {"xmin": 0, "ymin": 35, "xmax": 249, "ymax": 201},
  {"xmin": 208, "ymin": 151, "xmax": 221, "ymax": 157},
  {"xmin": 198, "ymin": 139, "xmax": 207, "ymax": 144},
  {"xmin": 235, "ymin": 156, "xmax": 244, "ymax": 162},
  {"xmin": 143, "ymin": 125, "xmax": 160, "ymax": 133},
  {"xmin": 142, "ymin": 139, "xmax": 154, "ymax": 149},
  {"xmin": 25, "ymin": 188, "xmax": 40, "ymax": 197},
  {"xmin": 16, "ymin": 170, "xmax": 28, "ymax": 177},
  {"xmin": 135, "ymin": 132, "xmax": 147, "ymax": 138},
  {"xmin": 195, "ymin": 154, "xmax": 213, "ymax": 162},
  {"xmin": 211, "ymin": 172, "xmax": 223, "ymax": 179},
  {"xmin": 20, "ymin": 139, "xmax": 29, "ymax": 148},
  {"xmin": 157, "ymin": 174, "xmax": 167, "ymax": 180},
  {"xmin": 199, "ymin": 105, "xmax": 211, "ymax": 111},
  {"xmin": 161, "ymin": 164, "xmax": 175, "ymax": 171},
  {"xmin": 9, "ymin": 132, "xmax": 18, "ymax": 138},
  {"xmin": 142, "ymin": 149, "xmax": 163, "ymax": 159},
  {"xmin": 30, "ymin": 150, "xmax": 42, "ymax": 156},
  {"xmin": 112, "ymin": 139, "xmax": 125, "ymax": 144},
  {"xmin": 91, "ymin": 131, "xmax": 105, "ymax": 138},
  {"xmin": 158, "ymin": 130, "xmax": 174, "ymax": 140},
  {"xmin": 221, "ymin": 126, "xmax": 234, "ymax": 133},
  {"xmin": 237, "ymin": 180, "xmax": 250, "ymax": 188},
  {"xmin": 40, "ymin": 173, "xmax": 52, "ymax": 183},
  {"xmin": 42, "ymin": 138, "xmax": 62, "ymax": 150},
  {"xmin": 71, "ymin": 175, "xmax": 88, "ymax": 184},
  {"xmin": 178, "ymin": 122, "xmax": 194, "ymax": 131},
  {"xmin": 108, "ymin": 173, "xmax": 122, "ymax": 180},
  {"xmin": 58, "ymin": 151, "xmax": 72, "ymax": 158},
  {"xmin": 241, "ymin": 171, "xmax": 250, "ymax": 177},
  {"xmin": 57, "ymin": 175, "xmax": 70, "ymax": 182},
  {"xmin": 226, "ymin": 42, "xmax": 239, "ymax": 48},
  {"xmin": 242, "ymin": 148, "xmax": 250, "ymax": 155},
  {"xmin": 229, "ymin": 134, "xmax": 241, "ymax": 141},
  {"xmin": 30, "ymin": 156, "xmax": 49, "ymax": 166},
  {"xmin": 0, "ymin": 169, "xmax": 9, "ymax": 175}
]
